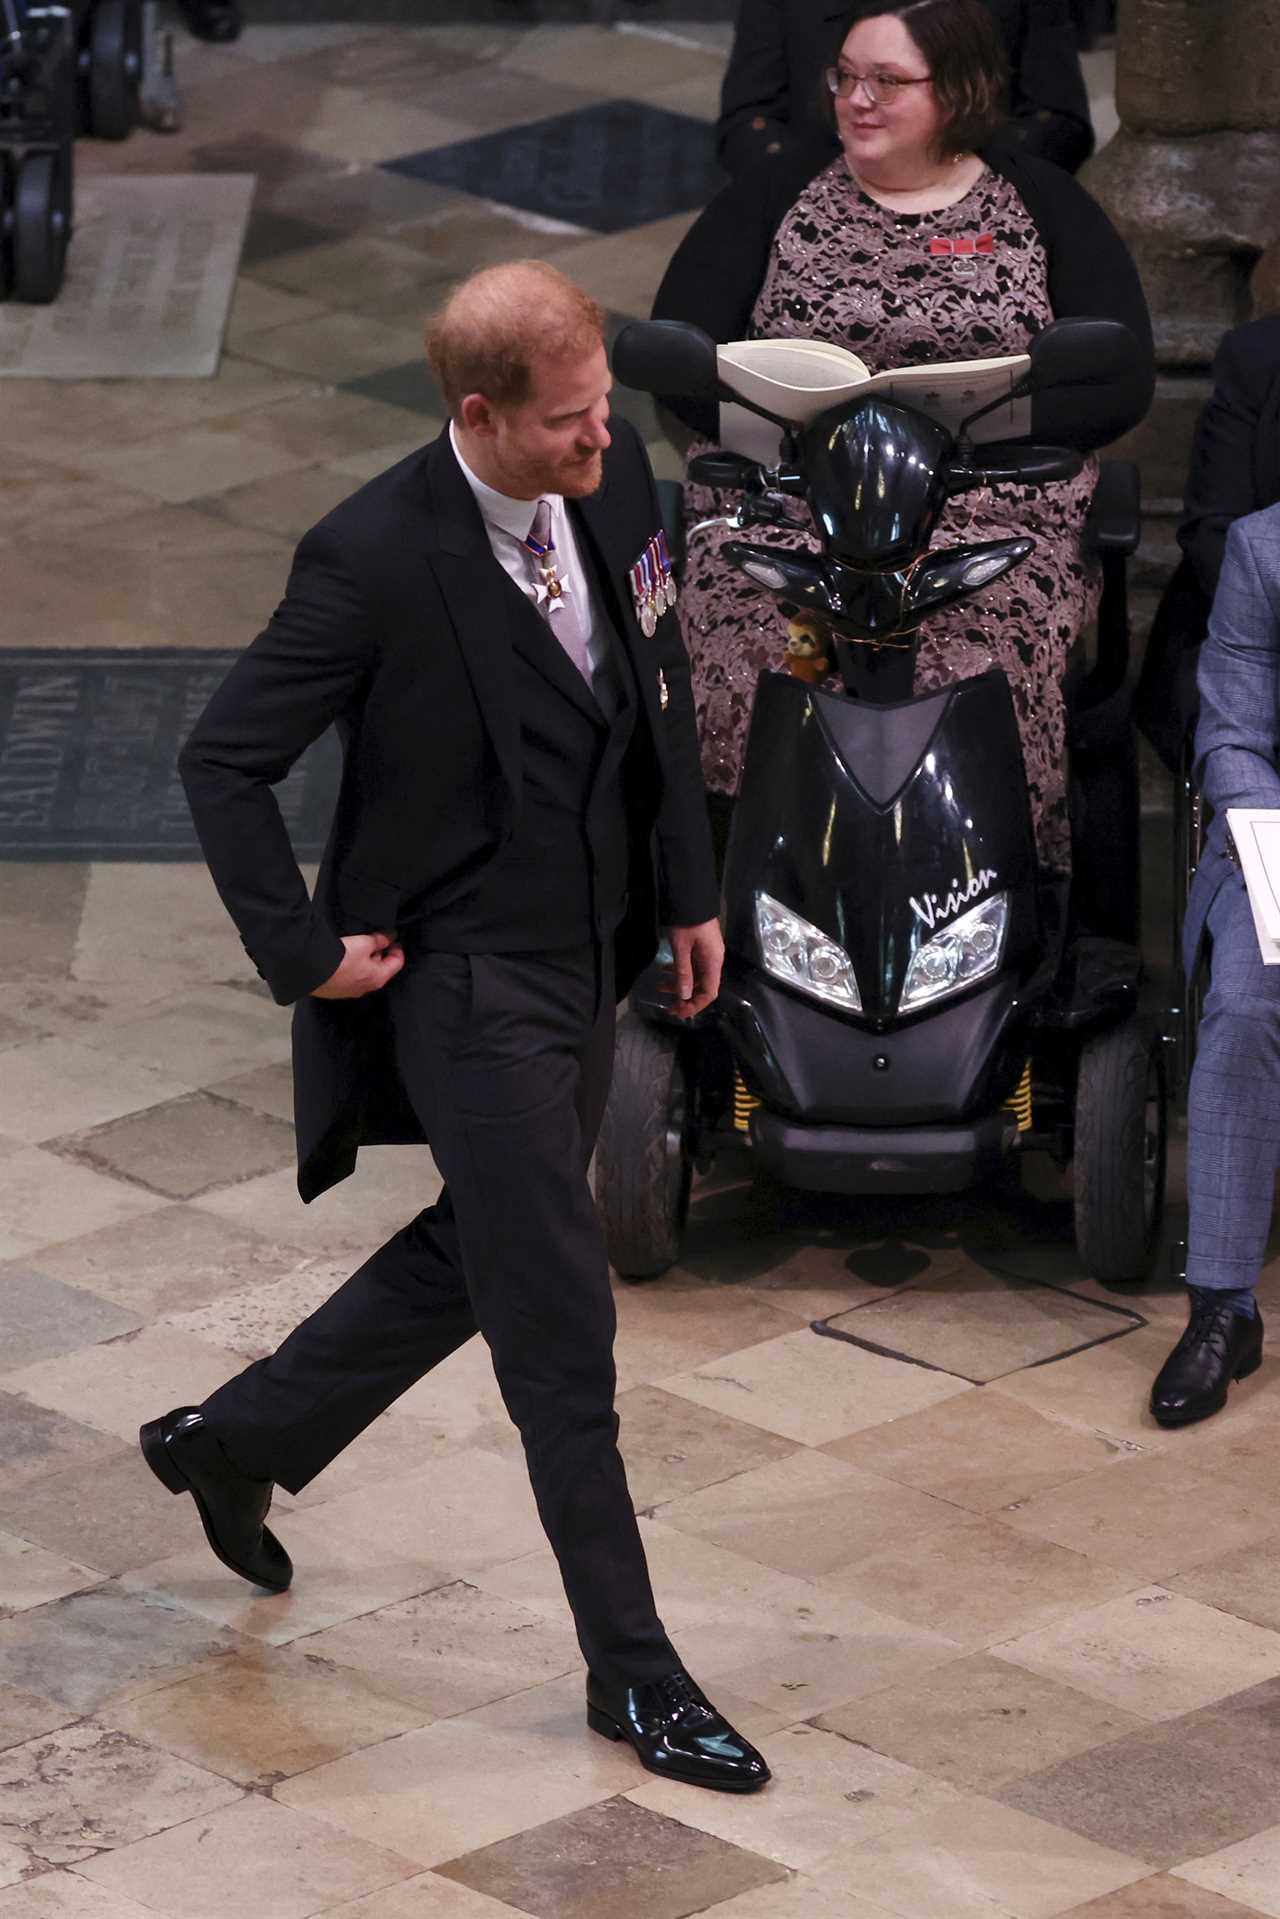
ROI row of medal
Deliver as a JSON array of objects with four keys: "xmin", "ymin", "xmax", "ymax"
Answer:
[{"xmin": 628, "ymin": 531, "xmax": 677, "ymax": 637}]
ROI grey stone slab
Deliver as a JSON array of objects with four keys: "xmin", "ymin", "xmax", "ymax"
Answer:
[
  {"xmin": 0, "ymin": 1680, "xmax": 76, "ymax": 1756},
  {"xmin": 0, "ymin": 1583, "xmax": 246, "ymax": 1715},
  {"xmin": 0, "ymin": 866, "xmax": 88, "ymax": 985},
  {"xmin": 53, "ymin": 1091, "xmax": 297, "ymax": 1201},
  {"xmin": 0, "ymin": 1269, "xmax": 141, "ymax": 1370},
  {"xmin": 0, "ymin": 1391, "xmax": 122, "ymax": 1497},
  {"xmin": 0, "ymin": 1446, "xmax": 222, "ymax": 1581},
  {"xmin": 436, "ymin": 1795, "xmax": 788, "ymax": 1919}
]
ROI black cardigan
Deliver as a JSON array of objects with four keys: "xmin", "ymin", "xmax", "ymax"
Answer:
[
  {"xmin": 1180, "ymin": 315, "xmax": 1280, "ymax": 599},
  {"xmin": 716, "ymin": 0, "xmax": 1094, "ymax": 177},
  {"xmin": 651, "ymin": 141, "xmax": 1154, "ymax": 452}
]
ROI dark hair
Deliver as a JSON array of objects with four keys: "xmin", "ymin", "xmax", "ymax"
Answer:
[{"xmin": 823, "ymin": 0, "xmax": 1009, "ymax": 158}]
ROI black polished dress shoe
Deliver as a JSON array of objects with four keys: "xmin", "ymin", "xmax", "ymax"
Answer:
[
  {"xmin": 586, "ymin": 1669, "xmax": 770, "ymax": 1791},
  {"xmin": 174, "ymin": 0, "xmax": 242, "ymax": 43},
  {"xmin": 140, "ymin": 1406, "xmax": 291, "ymax": 1591},
  {"xmin": 1150, "ymin": 1292, "xmax": 1264, "ymax": 1428}
]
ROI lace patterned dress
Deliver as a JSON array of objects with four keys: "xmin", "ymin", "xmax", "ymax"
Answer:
[{"xmin": 679, "ymin": 157, "xmax": 1098, "ymax": 874}]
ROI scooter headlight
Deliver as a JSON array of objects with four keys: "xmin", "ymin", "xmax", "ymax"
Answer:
[
  {"xmin": 755, "ymin": 891, "xmax": 861, "ymax": 1012},
  {"xmin": 900, "ymin": 891, "xmax": 1009, "ymax": 1011}
]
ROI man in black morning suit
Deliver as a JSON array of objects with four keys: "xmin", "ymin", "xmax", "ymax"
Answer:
[{"xmin": 140, "ymin": 262, "xmax": 769, "ymax": 1795}]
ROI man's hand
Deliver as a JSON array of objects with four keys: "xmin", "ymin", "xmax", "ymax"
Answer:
[
  {"xmin": 311, "ymin": 932, "xmax": 405, "ymax": 1000},
  {"xmin": 663, "ymin": 918, "xmax": 724, "ymax": 1020}
]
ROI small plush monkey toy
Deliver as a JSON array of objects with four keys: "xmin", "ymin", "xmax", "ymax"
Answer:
[{"xmin": 783, "ymin": 612, "xmax": 831, "ymax": 684}]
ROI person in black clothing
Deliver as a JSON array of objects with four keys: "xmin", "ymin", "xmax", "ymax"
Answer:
[
  {"xmin": 716, "ymin": 0, "xmax": 1095, "ymax": 176},
  {"xmin": 138, "ymin": 261, "xmax": 770, "ymax": 1799},
  {"xmin": 1135, "ymin": 314, "xmax": 1280, "ymax": 773},
  {"xmin": 656, "ymin": 0, "xmax": 1152, "ymax": 875}
]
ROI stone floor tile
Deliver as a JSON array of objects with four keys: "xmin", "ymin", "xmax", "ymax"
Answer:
[
  {"xmin": 0, "ymin": 1685, "xmax": 76, "ymax": 1758},
  {"xmin": 0, "ymin": 457, "xmax": 158, "ymax": 544},
  {"xmin": 308, "ymin": 1448, "xmax": 547, "ymax": 1577},
  {"xmin": 626, "ymin": 1723, "xmax": 965, "ymax": 1877},
  {"xmin": 197, "ymin": 463, "xmax": 370, "ymax": 543},
  {"xmin": 1169, "ymin": 1537, "xmax": 1280, "ymax": 1634},
  {"xmin": 653, "ymin": 1446, "xmax": 957, "ymax": 1578},
  {"xmin": 817, "ymin": 1653, "xmax": 1145, "ymax": 1794},
  {"xmin": 161, "ymin": 1258, "xmax": 344, "ymax": 1358},
  {"xmin": 435, "ymin": 1794, "xmax": 787, "ymax": 1919},
  {"xmin": 0, "ymin": 1719, "xmax": 243, "ymax": 1872},
  {"xmin": 659, "ymin": 1327, "xmax": 972, "ymax": 1446},
  {"xmin": 0, "ymin": 1269, "xmax": 140, "ymax": 1371},
  {"xmin": 74, "ymin": 423, "xmax": 314, "ymax": 508},
  {"xmin": 703, "ymin": 1882, "xmax": 900, "ymax": 1919},
  {"xmin": 824, "ymin": 1796, "xmax": 1149, "ymax": 1918},
  {"xmin": 825, "ymin": 1386, "xmax": 1125, "ymax": 1513},
  {"xmin": 299, "ymin": 1580, "xmax": 580, "ymax": 1721},
  {"xmin": 0, "ymin": 1446, "xmax": 220, "ymax": 1582},
  {"xmin": 235, "ymin": 310, "xmax": 434, "ymax": 385},
  {"xmin": 994, "ymin": 1587, "xmax": 1280, "ymax": 1720},
  {"xmin": 208, "ymin": 1060, "xmax": 294, "ymax": 1124},
  {"xmin": 0, "ymin": 979, "xmax": 173, "ymax": 1045},
  {"xmin": 58, "ymin": 1091, "xmax": 297, "ymax": 1202},
  {"xmin": 1056, "ymin": 1878, "xmax": 1270, "ymax": 1918},
  {"xmin": 105, "ymin": 1643, "xmax": 429, "ymax": 1786},
  {"xmin": 0, "ymin": 1037, "xmax": 191, "ymax": 1146},
  {"xmin": 0, "ymin": 1584, "xmax": 244, "ymax": 1716},
  {"xmin": 73, "ymin": 865, "xmax": 252, "ymax": 993},
  {"xmin": 995, "ymin": 1705, "xmax": 1280, "ymax": 1871},
  {"xmin": 318, "ymin": 1874, "xmax": 529, "ymax": 1919},
  {"xmin": 71, "ymin": 985, "xmax": 291, "ymax": 1088},
  {"xmin": 0, "ymin": 1529, "xmax": 100, "ymax": 1614},
  {"xmin": 1000, "ymin": 1454, "xmax": 1280, "ymax": 1582},
  {"xmin": 609, "ymin": 1282, "xmax": 802, "ymax": 1393},
  {"xmin": 0, "ymin": 1872, "xmax": 171, "ymax": 1917},
  {"xmin": 0, "ymin": 1326, "xmax": 241, "ymax": 1443},
  {"xmin": 122, "ymin": 1501, "xmax": 450, "ymax": 1648},
  {"xmin": 0, "ymin": 868, "xmax": 88, "ymax": 986},
  {"xmin": 77, "ymin": 1794, "xmax": 419, "ymax": 1919},
  {"xmin": 1160, "ymin": 1417, "xmax": 1280, "ymax": 1511},
  {"xmin": 60, "ymin": 502, "xmax": 283, "ymax": 559},
  {"xmin": 1174, "ymin": 1826, "xmax": 1280, "ymax": 1917},
  {"xmin": 819, "ymin": 1514, "xmax": 1140, "ymax": 1651},
  {"xmin": 497, "ymin": 21, "xmax": 723, "ymax": 92},
  {"xmin": 251, "ymin": 235, "xmax": 451, "ymax": 312},
  {"xmin": 613, "ymin": 1384, "xmax": 800, "ymax": 1511},
  {"xmin": 287, "ymin": 1407, "xmax": 465, "ymax": 1509},
  {"xmin": 12, "ymin": 1204, "xmax": 307, "ymax": 1319},
  {"xmin": 0, "ymin": 1151, "xmax": 166, "ymax": 1264},
  {"xmin": 274, "ymin": 1709, "xmax": 630, "ymax": 1869},
  {"xmin": 542, "ymin": 216, "xmax": 699, "ymax": 319},
  {"xmin": 223, "ymin": 275, "xmax": 328, "ymax": 349},
  {"xmin": 194, "ymin": 1146, "xmax": 440, "ymax": 1257}
]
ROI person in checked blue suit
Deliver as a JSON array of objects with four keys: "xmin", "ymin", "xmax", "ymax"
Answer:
[{"xmin": 1150, "ymin": 502, "xmax": 1280, "ymax": 1426}]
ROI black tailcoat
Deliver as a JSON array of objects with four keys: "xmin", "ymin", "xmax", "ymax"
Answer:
[{"xmin": 179, "ymin": 420, "xmax": 717, "ymax": 1202}]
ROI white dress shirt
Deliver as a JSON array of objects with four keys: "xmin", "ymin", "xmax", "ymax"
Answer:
[{"xmin": 449, "ymin": 422, "xmax": 612, "ymax": 688}]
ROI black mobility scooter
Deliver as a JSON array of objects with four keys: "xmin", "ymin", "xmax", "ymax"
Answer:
[
  {"xmin": 2, "ymin": 0, "xmax": 143, "ymax": 302},
  {"xmin": 596, "ymin": 316, "xmax": 1167, "ymax": 1286}
]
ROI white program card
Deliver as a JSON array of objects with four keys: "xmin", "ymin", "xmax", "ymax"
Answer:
[{"xmin": 1226, "ymin": 809, "xmax": 1280, "ymax": 963}]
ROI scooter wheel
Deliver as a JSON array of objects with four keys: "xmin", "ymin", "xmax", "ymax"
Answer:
[
  {"xmin": 595, "ymin": 1013, "xmax": 693, "ymax": 1281},
  {"xmin": 12, "ymin": 152, "xmax": 71, "ymax": 305},
  {"xmin": 86, "ymin": 0, "xmax": 143, "ymax": 140},
  {"xmin": 1073, "ymin": 1020, "xmax": 1167, "ymax": 1283}
]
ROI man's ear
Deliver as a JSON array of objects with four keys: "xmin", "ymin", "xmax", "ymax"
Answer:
[{"xmin": 458, "ymin": 391, "xmax": 497, "ymax": 438}]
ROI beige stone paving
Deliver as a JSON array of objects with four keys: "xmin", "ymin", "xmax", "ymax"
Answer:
[{"xmin": 2, "ymin": 19, "xmax": 1276, "ymax": 1919}]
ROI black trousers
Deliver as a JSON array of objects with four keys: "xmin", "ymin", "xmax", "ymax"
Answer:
[{"xmin": 201, "ymin": 942, "xmax": 676, "ymax": 1689}]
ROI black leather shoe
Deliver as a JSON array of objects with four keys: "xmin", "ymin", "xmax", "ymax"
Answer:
[
  {"xmin": 140, "ymin": 1407, "xmax": 291, "ymax": 1591},
  {"xmin": 174, "ymin": 0, "xmax": 242, "ymax": 43},
  {"xmin": 586, "ymin": 1669, "xmax": 770, "ymax": 1792},
  {"xmin": 1150, "ymin": 1293, "xmax": 1264, "ymax": 1428}
]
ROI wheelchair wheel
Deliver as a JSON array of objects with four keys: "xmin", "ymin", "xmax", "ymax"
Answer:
[
  {"xmin": 595, "ymin": 1013, "xmax": 693, "ymax": 1281},
  {"xmin": 86, "ymin": 0, "xmax": 143, "ymax": 140},
  {"xmin": 12, "ymin": 153, "xmax": 71, "ymax": 305},
  {"xmin": 1073, "ymin": 1019, "xmax": 1167, "ymax": 1282}
]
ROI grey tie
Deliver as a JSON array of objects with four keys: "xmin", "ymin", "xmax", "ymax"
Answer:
[{"xmin": 527, "ymin": 498, "xmax": 594, "ymax": 688}]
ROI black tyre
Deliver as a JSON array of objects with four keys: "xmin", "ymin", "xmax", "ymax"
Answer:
[
  {"xmin": 595, "ymin": 1014, "xmax": 693, "ymax": 1281},
  {"xmin": 1073, "ymin": 1021, "xmax": 1167, "ymax": 1283},
  {"xmin": 87, "ymin": 0, "xmax": 142, "ymax": 140},
  {"xmin": 12, "ymin": 153, "xmax": 70, "ymax": 305}
]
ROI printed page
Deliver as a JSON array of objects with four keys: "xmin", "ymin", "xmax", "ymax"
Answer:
[{"xmin": 1226, "ymin": 809, "xmax": 1280, "ymax": 963}]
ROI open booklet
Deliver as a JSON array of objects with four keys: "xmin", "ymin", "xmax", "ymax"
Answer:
[
  {"xmin": 716, "ymin": 336, "xmax": 1031, "ymax": 465},
  {"xmin": 1226, "ymin": 809, "xmax": 1280, "ymax": 964}
]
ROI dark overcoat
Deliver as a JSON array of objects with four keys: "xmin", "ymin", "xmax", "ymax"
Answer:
[{"xmin": 179, "ymin": 419, "xmax": 717, "ymax": 1202}]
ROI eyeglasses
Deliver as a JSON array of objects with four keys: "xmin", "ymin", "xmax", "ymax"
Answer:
[{"xmin": 825, "ymin": 65, "xmax": 932, "ymax": 105}]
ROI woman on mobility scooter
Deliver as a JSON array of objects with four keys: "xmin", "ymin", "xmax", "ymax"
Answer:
[
  {"xmin": 653, "ymin": 0, "xmax": 1152, "ymax": 880},
  {"xmin": 594, "ymin": 0, "xmax": 1157, "ymax": 1287}
]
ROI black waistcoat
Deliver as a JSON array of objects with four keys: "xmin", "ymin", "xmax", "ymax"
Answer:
[{"xmin": 425, "ymin": 562, "xmax": 640, "ymax": 953}]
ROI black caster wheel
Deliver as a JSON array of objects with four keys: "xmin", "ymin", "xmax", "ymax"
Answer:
[
  {"xmin": 85, "ymin": 0, "xmax": 143, "ymax": 140},
  {"xmin": 11, "ymin": 151, "xmax": 71, "ymax": 305},
  {"xmin": 1073, "ymin": 1020, "xmax": 1168, "ymax": 1284},
  {"xmin": 595, "ymin": 1013, "xmax": 694, "ymax": 1281},
  {"xmin": 0, "ymin": 160, "xmax": 14, "ymax": 302}
]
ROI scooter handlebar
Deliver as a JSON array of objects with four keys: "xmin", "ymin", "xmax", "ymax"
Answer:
[{"xmin": 946, "ymin": 443, "xmax": 1084, "ymax": 490}]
